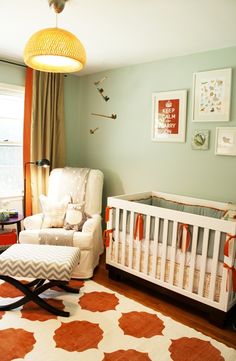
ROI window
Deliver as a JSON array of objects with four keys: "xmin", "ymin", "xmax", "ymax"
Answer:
[{"xmin": 0, "ymin": 83, "xmax": 25, "ymax": 197}]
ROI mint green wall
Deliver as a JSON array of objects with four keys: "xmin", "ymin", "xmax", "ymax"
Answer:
[
  {"xmin": 76, "ymin": 47, "xmax": 236, "ymax": 203},
  {"xmin": 64, "ymin": 74, "xmax": 85, "ymax": 166}
]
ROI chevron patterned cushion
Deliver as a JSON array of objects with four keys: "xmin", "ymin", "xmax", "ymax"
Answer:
[{"xmin": 0, "ymin": 244, "xmax": 80, "ymax": 281}]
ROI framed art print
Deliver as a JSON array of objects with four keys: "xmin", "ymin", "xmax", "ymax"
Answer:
[
  {"xmin": 192, "ymin": 68, "xmax": 232, "ymax": 122},
  {"xmin": 151, "ymin": 89, "xmax": 187, "ymax": 142},
  {"xmin": 191, "ymin": 129, "xmax": 209, "ymax": 150},
  {"xmin": 215, "ymin": 127, "xmax": 236, "ymax": 156}
]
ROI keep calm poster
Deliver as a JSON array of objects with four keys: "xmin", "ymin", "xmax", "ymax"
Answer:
[{"xmin": 156, "ymin": 98, "xmax": 179, "ymax": 136}]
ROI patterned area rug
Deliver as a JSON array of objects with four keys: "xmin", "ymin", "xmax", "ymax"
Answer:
[{"xmin": 0, "ymin": 279, "xmax": 235, "ymax": 361}]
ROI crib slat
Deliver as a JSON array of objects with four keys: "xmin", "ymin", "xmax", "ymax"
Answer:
[
  {"xmin": 106, "ymin": 208, "xmax": 114, "ymax": 261},
  {"xmin": 198, "ymin": 228, "xmax": 209, "ymax": 297},
  {"xmin": 135, "ymin": 214, "xmax": 142, "ymax": 272},
  {"xmin": 143, "ymin": 215, "xmax": 151, "ymax": 275},
  {"xmin": 209, "ymin": 231, "xmax": 220, "ymax": 301},
  {"xmin": 229, "ymin": 240, "xmax": 236, "ymax": 304},
  {"xmin": 219, "ymin": 265, "xmax": 228, "ymax": 307},
  {"xmin": 121, "ymin": 209, "xmax": 127, "ymax": 266},
  {"xmin": 114, "ymin": 208, "xmax": 120, "ymax": 263},
  {"xmin": 128, "ymin": 211, "xmax": 134, "ymax": 269},
  {"xmin": 151, "ymin": 217, "xmax": 159, "ymax": 278},
  {"xmin": 219, "ymin": 232, "xmax": 236, "ymax": 306},
  {"xmin": 169, "ymin": 221, "xmax": 178, "ymax": 285},
  {"xmin": 178, "ymin": 225, "xmax": 187, "ymax": 289},
  {"xmin": 188, "ymin": 225, "xmax": 199, "ymax": 293},
  {"xmin": 227, "ymin": 235, "xmax": 236, "ymax": 305},
  {"xmin": 160, "ymin": 219, "xmax": 168, "ymax": 282}
]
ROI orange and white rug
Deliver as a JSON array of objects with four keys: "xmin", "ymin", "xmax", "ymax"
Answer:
[{"xmin": 0, "ymin": 279, "xmax": 235, "ymax": 361}]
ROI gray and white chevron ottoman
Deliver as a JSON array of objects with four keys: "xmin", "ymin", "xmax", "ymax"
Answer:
[{"xmin": 0, "ymin": 243, "xmax": 80, "ymax": 317}]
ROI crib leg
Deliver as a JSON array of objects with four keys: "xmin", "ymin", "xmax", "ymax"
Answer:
[
  {"xmin": 108, "ymin": 267, "xmax": 123, "ymax": 282},
  {"xmin": 208, "ymin": 309, "xmax": 227, "ymax": 328}
]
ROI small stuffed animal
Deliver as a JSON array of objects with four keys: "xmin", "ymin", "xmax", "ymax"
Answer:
[
  {"xmin": 64, "ymin": 203, "xmax": 87, "ymax": 231},
  {"xmin": 222, "ymin": 203, "xmax": 236, "ymax": 221}
]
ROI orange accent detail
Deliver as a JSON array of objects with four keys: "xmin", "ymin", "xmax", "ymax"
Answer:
[
  {"xmin": 223, "ymin": 234, "xmax": 236, "ymax": 292},
  {"xmin": 53, "ymin": 320, "xmax": 103, "ymax": 352},
  {"xmin": 103, "ymin": 229, "xmax": 114, "ymax": 248},
  {"xmin": 105, "ymin": 207, "xmax": 113, "ymax": 223},
  {"xmin": 178, "ymin": 224, "xmax": 191, "ymax": 253},
  {"xmin": 134, "ymin": 214, "xmax": 144, "ymax": 241},
  {"xmin": 23, "ymin": 67, "xmax": 33, "ymax": 217},
  {"xmin": 0, "ymin": 230, "xmax": 17, "ymax": 245},
  {"xmin": 79, "ymin": 291, "xmax": 119, "ymax": 312},
  {"xmin": 224, "ymin": 234, "xmax": 236, "ymax": 257},
  {"xmin": 223, "ymin": 263, "xmax": 236, "ymax": 292},
  {"xmin": 118, "ymin": 311, "xmax": 164, "ymax": 337}
]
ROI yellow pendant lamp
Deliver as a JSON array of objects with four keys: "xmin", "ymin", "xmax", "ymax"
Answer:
[{"xmin": 24, "ymin": 0, "xmax": 86, "ymax": 73}]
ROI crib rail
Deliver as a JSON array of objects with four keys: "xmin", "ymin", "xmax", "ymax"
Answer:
[{"xmin": 106, "ymin": 194, "xmax": 236, "ymax": 312}]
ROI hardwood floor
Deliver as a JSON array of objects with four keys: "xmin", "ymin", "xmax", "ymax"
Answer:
[{"xmin": 92, "ymin": 254, "xmax": 236, "ymax": 350}]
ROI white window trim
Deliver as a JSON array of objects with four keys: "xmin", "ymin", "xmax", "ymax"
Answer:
[{"xmin": 0, "ymin": 82, "xmax": 24, "ymax": 198}]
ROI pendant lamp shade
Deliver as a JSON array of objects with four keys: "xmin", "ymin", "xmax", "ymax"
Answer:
[{"xmin": 24, "ymin": 27, "xmax": 86, "ymax": 73}]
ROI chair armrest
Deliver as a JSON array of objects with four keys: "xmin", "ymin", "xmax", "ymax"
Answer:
[
  {"xmin": 23, "ymin": 213, "xmax": 43, "ymax": 230},
  {"xmin": 82, "ymin": 214, "xmax": 101, "ymax": 233}
]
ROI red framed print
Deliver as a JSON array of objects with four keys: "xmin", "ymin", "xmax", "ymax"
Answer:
[{"xmin": 151, "ymin": 90, "xmax": 187, "ymax": 142}]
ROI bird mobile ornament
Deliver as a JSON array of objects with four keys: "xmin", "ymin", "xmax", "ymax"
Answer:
[
  {"xmin": 97, "ymin": 87, "xmax": 109, "ymax": 102},
  {"xmin": 91, "ymin": 76, "xmax": 117, "ymax": 134},
  {"xmin": 89, "ymin": 127, "xmax": 99, "ymax": 135},
  {"xmin": 91, "ymin": 112, "xmax": 117, "ymax": 119},
  {"xmin": 94, "ymin": 76, "xmax": 107, "ymax": 86},
  {"xmin": 94, "ymin": 76, "xmax": 110, "ymax": 102}
]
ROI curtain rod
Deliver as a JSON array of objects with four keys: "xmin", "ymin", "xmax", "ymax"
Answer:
[{"xmin": 0, "ymin": 59, "xmax": 26, "ymax": 68}]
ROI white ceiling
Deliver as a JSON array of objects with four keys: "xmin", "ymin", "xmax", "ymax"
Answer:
[{"xmin": 1, "ymin": 0, "xmax": 236, "ymax": 76}]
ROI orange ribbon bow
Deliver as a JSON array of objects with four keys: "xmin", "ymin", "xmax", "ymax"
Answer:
[
  {"xmin": 134, "ymin": 214, "xmax": 144, "ymax": 241},
  {"xmin": 103, "ymin": 229, "xmax": 114, "ymax": 248},
  {"xmin": 178, "ymin": 223, "xmax": 191, "ymax": 253},
  {"xmin": 223, "ymin": 234, "xmax": 236, "ymax": 292},
  {"xmin": 105, "ymin": 207, "xmax": 113, "ymax": 223},
  {"xmin": 224, "ymin": 234, "xmax": 236, "ymax": 257},
  {"xmin": 223, "ymin": 263, "xmax": 236, "ymax": 292}
]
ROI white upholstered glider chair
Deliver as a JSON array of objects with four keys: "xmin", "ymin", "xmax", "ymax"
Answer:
[{"xmin": 19, "ymin": 167, "xmax": 104, "ymax": 279}]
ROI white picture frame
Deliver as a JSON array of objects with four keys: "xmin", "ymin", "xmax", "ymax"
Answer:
[
  {"xmin": 151, "ymin": 89, "xmax": 187, "ymax": 142},
  {"xmin": 215, "ymin": 127, "xmax": 236, "ymax": 156},
  {"xmin": 192, "ymin": 68, "xmax": 232, "ymax": 122}
]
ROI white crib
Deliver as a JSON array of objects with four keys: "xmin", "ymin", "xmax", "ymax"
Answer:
[{"xmin": 105, "ymin": 191, "xmax": 236, "ymax": 325}]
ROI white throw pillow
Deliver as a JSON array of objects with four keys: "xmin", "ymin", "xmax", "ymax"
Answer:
[
  {"xmin": 64, "ymin": 203, "xmax": 87, "ymax": 231},
  {"xmin": 39, "ymin": 194, "xmax": 70, "ymax": 228}
]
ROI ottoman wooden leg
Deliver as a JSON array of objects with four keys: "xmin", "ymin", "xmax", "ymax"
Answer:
[{"xmin": 0, "ymin": 275, "xmax": 80, "ymax": 317}]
